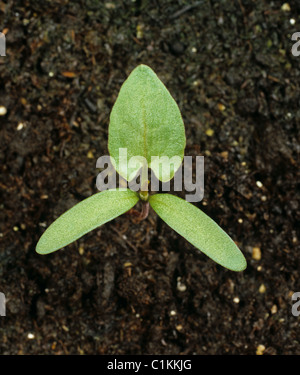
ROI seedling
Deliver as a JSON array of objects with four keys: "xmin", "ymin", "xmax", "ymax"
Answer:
[{"xmin": 36, "ymin": 65, "xmax": 247, "ymax": 272}]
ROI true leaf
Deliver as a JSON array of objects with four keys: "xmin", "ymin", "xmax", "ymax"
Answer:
[
  {"xmin": 108, "ymin": 64, "xmax": 186, "ymax": 182},
  {"xmin": 149, "ymin": 194, "xmax": 247, "ymax": 272},
  {"xmin": 36, "ymin": 189, "xmax": 139, "ymax": 254}
]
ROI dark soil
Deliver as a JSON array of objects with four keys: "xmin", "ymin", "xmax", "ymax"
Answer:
[{"xmin": 0, "ymin": 0, "xmax": 299, "ymax": 355}]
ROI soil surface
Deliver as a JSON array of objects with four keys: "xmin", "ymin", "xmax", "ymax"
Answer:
[{"xmin": 0, "ymin": 0, "xmax": 299, "ymax": 355}]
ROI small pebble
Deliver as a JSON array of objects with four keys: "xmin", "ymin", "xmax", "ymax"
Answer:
[
  {"xmin": 252, "ymin": 247, "xmax": 261, "ymax": 260},
  {"xmin": 16, "ymin": 122, "xmax": 24, "ymax": 131},
  {"xmin": 124, "ymin": 262, "xmax": 133, "ymax": 268},
  {"xmin": 281, "ymin": 3, "xmax": 291, "ymax": 12},
  {"xmin": 259, "ymin": 284, "xmax": 266, "ymax": 294},
  {"xmin": 105, "ymin": 2, "xmax": 116, "ymax": 9},
  {"xmin": 271, "ymin": 304, "xmax": 278, "ymax": 314},
  {"xmin": 27, "ymin": 333, "xmax": 35, "ymax": 340},
  {"xmin": 0, "ymin": 106, "xmax": 7, "ymax": 116},
  {"xmin": 205, "ymin": 128, "xmax": 214, "ymax": 137},
  {"xmin": 256, "ymin": 344, "xmax": 266, "ymax": 355},
  {"xmin": 233, "ymin": 297, "xmax": 240, "ymax": 304},
  {"xmin": 217, "ymin": 16, "xmax": 224, "ymax": 25},
  {"xmin": 177, "ymin": 277, "xmax": 187, "ymax": 292},
  {"xmin": 220, "ymin": 151, "xmax": 228, "ymax": 160},
  {"xmin": 87, "ymin": 150, "xmax": 94, "ymax": 159}
]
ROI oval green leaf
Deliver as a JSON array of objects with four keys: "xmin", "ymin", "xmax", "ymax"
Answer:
[
  {"xmin": 149, "ymin": 194, "xmax": 247, "ymax": 272},
  {"xmin": 108, "ymin": 64, "xmax": 186, "ymax": 182},
  {"xmin": 36, "ymin": 189, "xmax": 139, "ymax": 254}
]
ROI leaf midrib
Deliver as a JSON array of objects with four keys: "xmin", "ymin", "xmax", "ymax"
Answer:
[{"xmin": 141, "ymin": 79, "xmax": 148, "ymax": 163}]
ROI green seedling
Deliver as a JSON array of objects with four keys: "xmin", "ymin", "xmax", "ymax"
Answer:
[{"xmin": 36, "ymin": 65, "xmax": 247, "ymax": 272}]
